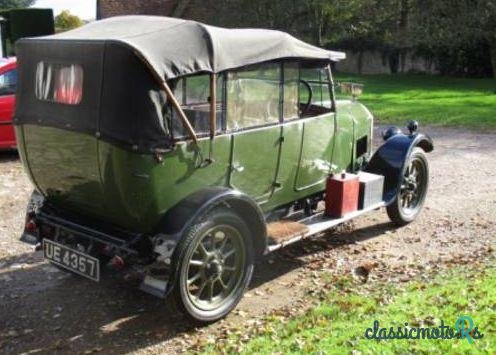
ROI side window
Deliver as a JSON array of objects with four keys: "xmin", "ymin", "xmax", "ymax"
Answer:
[
  {"xmin": 283, "ymin": 63, "xmax": 299, "ymax": 120},
  {"xmin": 226, "ymin": 63, "xmax": 280, "ymax": 131},
  {"xmin": 299, "ymin": 65, "xmax": 331, "ymax": 117},
  {"xmin": 0, "ymin": 69, "xmax": 17, "ymax": 96},
  {"xmin": 171, "ymin": 74, "xmax": 224, "ymax": 139},
  {"xmin": 35, "ymin": 62, "xmax": 83, "ymax": 105}
]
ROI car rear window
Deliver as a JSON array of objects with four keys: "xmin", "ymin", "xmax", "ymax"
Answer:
[{"xmin": 35, "ymin": 62, "xmax": 83, "ymax": 105}]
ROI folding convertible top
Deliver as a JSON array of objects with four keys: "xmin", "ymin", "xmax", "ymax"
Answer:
[
  {"xmin": 15, "ymin": 16, "xmax": 346, "ymax": 153},
  {"xmin": 36, "ymin": 15, "xmax": 346, "ymax": 80}
]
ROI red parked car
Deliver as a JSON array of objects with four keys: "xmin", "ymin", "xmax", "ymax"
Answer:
[{"xmin": 0, "ymin": 57, "xmax": 17, "ymax": 150}]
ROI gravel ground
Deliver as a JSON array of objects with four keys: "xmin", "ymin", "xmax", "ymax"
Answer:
[{"xmin": 0, "ymin": 126, "xmax": 495, "ymax": 354}]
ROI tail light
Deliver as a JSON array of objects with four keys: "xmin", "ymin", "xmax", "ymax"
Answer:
[
  {"xmin": 109, "ymin": 255, "xmax": 125, "ymax": 270},
  {"xmin": 25, "ymin": 217, "xmax": 37, "ymax": 233}
]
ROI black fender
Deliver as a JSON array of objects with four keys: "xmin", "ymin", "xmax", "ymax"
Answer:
[
  {"xmin": 365, "ymin": 131, "xmax": 433, "ymax": 205},
  {"xmin": 155, "ymin": 187, "xmax": 267, "ymax": 255},
  {"xmin": 151, "ymin": 187, "xmax": 266, "ymax": 298}
]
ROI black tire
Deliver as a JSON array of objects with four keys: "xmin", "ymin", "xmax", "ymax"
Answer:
[
  {"xmin": 387, "ymin": 147, "xmax": 429, "ymax": 226},
  {"xmin": 171, "ymin": 208, "xmax": 254, "ymax": 323}
]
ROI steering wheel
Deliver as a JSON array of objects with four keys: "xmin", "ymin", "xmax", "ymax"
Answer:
[{"xmin": 299, "ymin": 79, "xmax": 313, "ymax": 116}]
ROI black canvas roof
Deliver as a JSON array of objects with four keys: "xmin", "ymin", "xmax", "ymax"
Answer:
[
  {"xmin": 15, "ymin": 16, "xmax": 346, "ymax": 154},
  {"xmin": 33, "ymin": 15, "xmax": 346, "ymax": 80}
]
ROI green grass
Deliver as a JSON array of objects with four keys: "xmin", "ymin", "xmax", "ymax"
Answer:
[
  {"xmin": 202, "ymin": 264, "xmax": 495, "ymax": 354},
  {"xmin": 335, "ymin": 74, "xmax": 496, "ymax": 128}
]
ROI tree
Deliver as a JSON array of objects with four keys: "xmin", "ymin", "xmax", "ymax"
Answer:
[
  {"xmin": 413, "ymin": 0, "xmax": 496, "ymax": 77},
  {"xmin": 210, "ymin": 0, "xmax": 493, "ymax": 77},
  {"xmin": 213, "ymin": 0, "xmax": 304, "ymax": 34},
  {"xmin": 172, "ymin": 0, "xmax": 192, "ymax": 18},
  {"xmin": 0, "ymin": 0, "xmax": 34, "ymax": 9},
  {"xmin": 476, "ymin": 0, "xmax": 496, "ymax": 77},
  {"xmin": 54, "ymin": 10, "xmax": 82, "ymax": 32}
]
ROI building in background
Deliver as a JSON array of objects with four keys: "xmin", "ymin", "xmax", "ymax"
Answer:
[{"xmin": 96, "ymin": 0, "xmax": 212, "ymax": 23}]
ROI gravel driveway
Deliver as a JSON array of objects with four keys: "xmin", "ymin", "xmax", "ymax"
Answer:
[{"xmin": 0, "ymin": 126, "xmax": 495, "ymax": 354}]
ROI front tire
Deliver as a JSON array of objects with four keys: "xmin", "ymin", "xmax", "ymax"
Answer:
[
  {"xmin": 171, "ymin": 208, "xmax": 254, "ymax": 323},
  {"xmin": 387, "ymin": 147, "xmax": 429, "ymax": 226}
]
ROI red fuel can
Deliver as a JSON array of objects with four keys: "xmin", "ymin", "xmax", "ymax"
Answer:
[{"xmin": 325, "ymin": 172, "xmax": 359, "ymax": 217}]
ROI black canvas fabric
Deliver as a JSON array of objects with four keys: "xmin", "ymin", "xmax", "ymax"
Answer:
[
  {"xmin": 15, "ymin": 38, "xmax": 171, "ymax": 152},
  {"xmin": 14, "ymin": 16, "xmax": 345, "ymax": 153},
  {"xmin": 100, "ymin": 43, "xmax": 169, "ymax": 151},
  {"xmin": 15, "ymin": 40, "xmax": 104, "ymax": 137},
  {"xmin": 32, "ymin": 16, "xmax": 346, "ymax": 80}
]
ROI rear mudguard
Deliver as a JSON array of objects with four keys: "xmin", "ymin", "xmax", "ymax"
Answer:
[
  {"xmin": 365, "ymin": 131, "xmax": 433, "ymax": 205},
  {"xmin": 152, "ymin": 187, "xmax": 267, "ymax": 297},
  {"xmin": 156, "ymin": 187, "xmax": 267, "ymax": 253}
]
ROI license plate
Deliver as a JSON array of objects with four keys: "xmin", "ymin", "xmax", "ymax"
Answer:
[{"xmin": 43, "ymin": 239, "xmax": 100, "ymax": 281}]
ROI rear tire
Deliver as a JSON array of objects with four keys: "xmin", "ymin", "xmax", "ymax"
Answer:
[
  {"xmin": 171, "ymin": 208, "xmax": 254, "ymax": 323},
  {"xmin": 387, "ymin": 147, "xmax": 429, "ymax": 226}
]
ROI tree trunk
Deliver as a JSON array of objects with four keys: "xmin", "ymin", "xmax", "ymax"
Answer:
[
  {"xmin": 172, "ymin": 0, "xmax": 192, "ymax": 18},
  {"xmin": 313, "ymin": 7, "xmax": 324, "ymax": 46},
  {"xmin": 357, "ymin": 51, "xmax": 364, "ymax": 75},
  {"xmin": 388, "ymin": 50, "xmax": 400, "ymax": 74},
  {"xmin": 489, "ymin": 43, "xmax": 496, "ymax": 78},
  {"xmin": 397, "ymin": 0, "xmax": 410, "ymax": 73},
  {"xmin": 400, "ymin": 50, "xmax": 407, "ymax": 73}
]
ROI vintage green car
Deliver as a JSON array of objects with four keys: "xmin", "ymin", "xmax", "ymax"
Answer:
[{"xmin": 15, "ymin": 16, "xmax": 432, "ymax": 322}]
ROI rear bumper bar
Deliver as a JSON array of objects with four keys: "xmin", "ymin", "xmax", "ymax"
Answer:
[
  {"xmin": 34, "ymin": 211, "xmax": 142, "ymax": 255},
  {"xmin": 20, "ymin": 204, "xmax": 145, "ymax": 255},
  {"xmin": 20, "ymin": 207, "xmax": 172, "ymax": 299}
]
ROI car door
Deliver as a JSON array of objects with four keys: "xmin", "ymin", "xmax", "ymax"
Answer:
[
  {"xmin": 0, "ymin": 68, "xmax": 17, "ymax": 148},
  {"xmin": 294, "ymin": 65, "xmax": 335, "ymax": 190},
  {"xmin": 227, "ymin": 64, "xmax": 282, "ymax": 203}
]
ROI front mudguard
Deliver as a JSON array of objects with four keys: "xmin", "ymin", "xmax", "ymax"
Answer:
[{"xmin": 365, "ymin": 131, "xmax": 433, "ymax": 205}]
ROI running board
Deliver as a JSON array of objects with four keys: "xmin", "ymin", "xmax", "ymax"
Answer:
[{"xmin": 266, "ymin": 201, "xmax": 386, "ymax": 253}]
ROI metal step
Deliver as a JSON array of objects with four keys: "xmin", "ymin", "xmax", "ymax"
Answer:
[
  {"xmin": 267, "ymin": 221, "xmax": 309, "ymax": 245},
  {"xmin": 266, "ymin": 201, "xmax": 386, "ymax": 253}
]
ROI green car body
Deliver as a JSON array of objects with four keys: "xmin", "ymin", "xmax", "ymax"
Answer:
[{"xmin": 16, "ymin": 99, "xmax": 372, "ymax": 233}]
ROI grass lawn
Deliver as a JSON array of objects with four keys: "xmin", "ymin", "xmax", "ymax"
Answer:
[
  {"xmin": 335, "ymin": 74, "xmax": 496, "ymax": 128},
  {"xmin": 201, "ymin": 263, "xmax": 495, "ymax": 354}
]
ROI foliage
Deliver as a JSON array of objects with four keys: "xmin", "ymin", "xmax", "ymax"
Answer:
[
  {"xmin": 412, "ymin": 0, "xmax": 496, "ymax": 76},
  {"xmin": 201, "ymin": 263, "xmax": 495, "ymax": 353},
  {"xmin": 0, "ymin": 0, "xmax": 34, "ymax": 9},
  {"xmin": 336, "ymin": 73, "xmax": 496, "ymax": 128},
  {"xmin": 211, "ymin": 0, "xmax": 496, "ymax": 77},
  {"xmin": 54, "ymin": 10, "xmax": 82, "ymax": 32}
]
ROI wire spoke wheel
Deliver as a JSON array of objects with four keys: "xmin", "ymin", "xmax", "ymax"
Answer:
[
  {"xmin": 184, "ymin": 225, "xmax": 246, "ymax": 312},
  {"xmin": 387, "ymin": 147, "xmax": 429, "ymax": 226},
  {"xmin": 400, "ymin": 159, "xmax": 425, "ymax": 213},
  {"xmin": 173, "ymin": 208, "xmax": 254, "ymax": 322}
]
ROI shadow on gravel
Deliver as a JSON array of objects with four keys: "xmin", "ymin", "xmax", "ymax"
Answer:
[
  {"xmin": 0, "ymin": 150, "xmax": 19, "ymax": 163},
  {"xmin": 0, "ymin": 221, "xmax": 394, "ymax": 354}
]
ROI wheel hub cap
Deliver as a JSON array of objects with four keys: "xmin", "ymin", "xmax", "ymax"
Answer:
[
  {"xmin": 206, "ymin": 259, "xmax": 222, "ymax": 279},
  {"xmin": 400, "ymin": 157, "xmax": 427, "ymax": 214}
]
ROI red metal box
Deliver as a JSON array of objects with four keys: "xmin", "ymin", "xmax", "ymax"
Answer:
[{"xmin": 325, "ymin": 173, "xmax": 359, "ymax": 218}]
